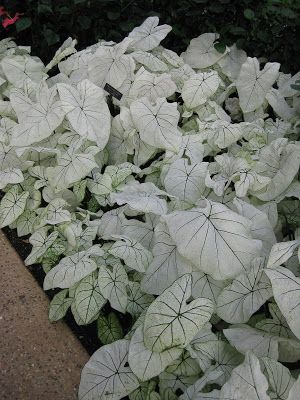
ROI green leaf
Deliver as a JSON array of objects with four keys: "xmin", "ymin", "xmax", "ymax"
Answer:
[
  {"xmin": 97, "ymin": 312, "xmax": 123, "ymax": 344},
  {"xmin": 244, "ymin": 8, "xmax": 255, "ymax": 20},
  {"xmin": 15, "ymin": 18, "xmax": 32, "ymax": 33},
  {"xmin": 43, "ymin": 28, "xmax": 60, "ymax": 46}
]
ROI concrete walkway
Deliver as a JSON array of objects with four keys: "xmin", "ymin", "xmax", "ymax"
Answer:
[{"xmin": 0, "ymin": 231, "xmax": 89, "ymax": 400}]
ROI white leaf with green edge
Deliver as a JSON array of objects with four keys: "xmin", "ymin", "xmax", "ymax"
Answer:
[
  {"xmin": 46, "ymin": 145, "xmax": 97, "ymax": 191},
  {"xmin": 25, "ymin": 228, "xmax": 59, "ymax": 265},
  {"xmin": 43, "ymin": 249, "xmax": 100, "ymax": 290},
  {"xmin": 261, "ymin": 357, "xmax": 295, "ymax": 400},
  {"xmin": 132, "ymin": 51, "xmax": 168, "ymax": 72},
  {"xmin": 164, "ymin": 199, "xmax": 262, "ymax": 281},
  {"xmin": 49, "ymin": 289, "xmax": 73, "ymax": 322},
  {"xmin": 192, "ymin": 271, "xmax": 228, "ymax": 307},
  {"xmin": 10, "ymin": 83, "xmax": 65, "ymax": 147},
  {"xmin": 208, "ymin": 120, "xmax": 243, "ymax": 149},
  {"xmin": 98, "ymin": 263, "xmax": 128, "ymax": 313},
  {"xmin": 159, "ymin": 370, "xmax": 198, "ymax": 395},
  {"xmin": 182, "ymin": 71, "xmax": 220, "ymax": 109},
  {"xmin": 74, "ymin": 272, "xmax": 106, "ymax": 324},
  {"xmin": 78, "ymin": 225, "xmax": 98, "ymax": 250},
  {"xmin": 129, "ymin": 325, "xmax": 183, "ymax": 381},
  {"xmin": 0, "ymin": 168, "xmax": 24, "ymax": 189},
  {"xmin": 144, "ymin": 274, "xmax": 214, "ymax": 352},
  {"xmin": 235, "ymin": 170, "xmax": 271, "ymax": 198},
  {"xmin": 121, "ymin": 214, "xmax": 158, "ymax": 250},
  {"xmin": 265, "ymin": 267, "xmax": 300, "ymax": 340},
  {"xmin": 189, "ymin": 340, "xmax": 243, "ymax": 384},
  {"xmin": 141, "ymin": 222, "xmax": 193, "ymax": 295},
  {"xmin": 105, "ymin": 162, "xmax": 141, "ymax": 188},
  {"xmin": 79, "ymin": 339, "xmax": 139, "ymax": 400},
  {"xmin": 255, "ymin": 142, "xmax": 300, "ymax": 201},
  {"xmin": 287, "ymin": 376, "xmax": 300, "ymax": 400},
  {"xmin": 1, "ymin": 55, "xmax": 45, "ymax": 88},
  {"xmin": 0, "ymin": 186, "xmax": 29, "ymax": 228},
  {"xmin": 187, "ymin": 323, "xmax": 217, "ymax": 363},
  {"xmin": 236, "ymin": 57, "xmax": 280, "ymax": 113},
  {"xmin": 266, "ymin": 240, "xmax": 300, "ymax": 269},
  {"xmin": 220, "ymin": 351, "xmax": 271, "ymax": 400},
  {"xmin": 88, "ymin": 39, "xmax": 135, "ymax": 89},
  {"xmin": 164, "ymin": 159, "xmax": 209, "ymax": 204},
  {"xmin": 224, "ymin": 325, "xmax": 279, "ymax": 359},
  {"xmin": 128, "ymin": 381, "xmax": 157, "ymax": 400},
  {"xmin": 130, "ymin": 96, "xmax": 182, "ymax": 152},
  {"xmin": 109, "ymin": 235, "xmax": 153, "ymax": 273},
  {"xmin": 128, "ymin": 17, "xmax": 172, "ymax": 51},
  {"xmin": 218, "ymin": 43, "xmax": 247, "ymax": 81},
  {"xmin": 87, "ymin": 172, "xmax": 112, "ymax": 196},
  {"xmin": 111, "ymin": 181, "xmax": 168, "ymax": 216},
  {"xmin": 255, "ymin": 303, "xmax": 295, "ymax": 339},
  {"xmin": 57, "ymin": 79, "xmax": 111, "ymax": 148},
  {"xmin": 16, "ymin": 209, "xmax": 36, "ymax": 236},
  {"xmin": 97, "ymin": 312, "xmax": 123, "ymax": 345},
  {"xmin": 180, "ymin": 369, "xmax": 223, "ymax": 400},
  {"xmin": 182, "ymin": 33, "xmax": 227, "ymax": 69},
  {"xmin": 166, "ymin": 350, "xmax": 201, "ymax": 377},
  {"xmin": 126, "ymin": 282, "xmax": 154, "ymax": 317},
  {"xmin": 129, "ymin": 68, "xmax": 176, "ymax": 102},
  {"xmin": 41, "ymin": 198, "xmax": 71, "ymax": 225},
  {"xmin": 217, "ymin": 257, "xmax": 273, "ymax": 323}
]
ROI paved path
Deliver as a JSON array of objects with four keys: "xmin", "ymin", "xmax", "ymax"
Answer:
[{"xmin": 0, "ymin": 231, "xmax": 89, "ymax": 400}]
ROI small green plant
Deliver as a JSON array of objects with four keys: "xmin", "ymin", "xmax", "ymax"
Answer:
[{"xmin": 0, "ymin": 16, "xmax": 299, "ymax": 400}]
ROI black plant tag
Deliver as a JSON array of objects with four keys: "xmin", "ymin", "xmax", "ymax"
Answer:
[{"xmin": 104, "ymin": 83, "xmax": 123, "ymax": 100}]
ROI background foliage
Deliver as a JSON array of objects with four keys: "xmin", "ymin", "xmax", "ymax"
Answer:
[{"xmin": 0, "ymin": 0, "xmax": 299, "ymax": 71}]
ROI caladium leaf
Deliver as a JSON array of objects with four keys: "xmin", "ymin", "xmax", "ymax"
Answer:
[
  {"xmin": 97, "ymin": 312, "xmax": 123, "ymax": 345},
  {"xmin": 141, "ymin": 222, "xmax": 193, "ymax": 295},
  {"xmin": 126, "ymin": 282, "xmax": 154, "ymax": 317},
  {"xmin": 0, "ymin": 186, "xmax": 29, "ymax": 228},
  {"xmin": 129, "ymin": 325, "xmax": 183, "ymax": 381},
  {"xmin": 130, "ymin": 67, "xmax": 176, "ymax": 102},
  {"xmin": 128, "ymin": 17, "xmax": 172, "ymax": 51},
  {"xmin": 143, "ymin": 274, "xmax": 214, "ymax": 352},
  {"xmin": 25, "ymin": 228, "xmax": 59, "ymax": 265},
  {"xmin": 130, "ymin": 96, "xmax": 182, "ymax": 152},
  {"xmin": 266, "ymin": 240, "xmax": 300, "ymax": 269},
  {"xmin": 111, "ymin": 181, "xmax": 168, "ymax": 216},
  {"xmin": 1, "ymin": 55, "xmax": 45, "ymax": 88},
  {"xmin": 182, "ymin": 33, "xmax": 227, "ymax": 69},
  {"xmin": 74, "ymin": 272, "xmax": 106, "ymax": 324},
  {"xmin": 217, "ymin": 257, "xmax": 273, "ymax": 323},
  {"xmin": 192, "ymin": 271, "xmax": 228, "ymax": 307},
  {"xmin": 261, "ymin": 357, "xmax": 295, "ymax": 400},
  {"xmin": 224, "ymin": 325, "xmax": 279, "ymax": 359},
  {"xmin": 79, "ymin": 339, "xmax": 139, "ymax": 400},
  {"xmin": 265, "ymin": 267, "xmax": 300, "ymax": 340},
  {"xmin": 109, "ymin": 235, "xmax": 153, "ymax": 273},
  {"xmin": 182, "ymin": 71, "xmax": 220, "ymax": 109},
  {"xmin": 57, "ymin": 79, "xmax": 111, "ymax": 149},
  {"xmin": 46, "ymin": 145, "xmax": 97, "ymax": 191},
  {"xmin": 49, "ymin": 289, "xmax": 73, "ymax": 322},
  {"xmin": 88, "ymin": 39, "xmax": 135, "ymax": 89},
  {"xmin": 220, "ymin": 351, "xmax": 271, "ymax": 400},
  {"xmin": 43, "ymin": 248, "xmax": 101, "ymax": 289},
  {"xmin": 164, "ymin": 199, "xmax": 262, "ymax": 280},
  {"xmin": 164, "ymin": 159, "xmax": 209, "ymax": 204},
  {"xmin": 10, "ymin": 83, "xmax": 65, "ymax": 147},
  {"xmin": 98, "ymin": 263, "xmax": 128, "ymax": 313},
  {"xmin": 236, "ymin": 57, "xmax": 280, "ymax": 113},
  {"xmin": 131, "ymin": 51, "xmax": 169, "ymax": 72}
]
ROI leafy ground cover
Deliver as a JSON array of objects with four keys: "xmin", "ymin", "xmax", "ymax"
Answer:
[{"xmin": 0, "ymin": 16, "xmax": 300, "ymax": 400}]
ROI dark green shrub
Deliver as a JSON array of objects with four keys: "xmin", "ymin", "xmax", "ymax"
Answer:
[{"xmin": 1, "ymin": 0, "xmax": 299, "ymax": 72}]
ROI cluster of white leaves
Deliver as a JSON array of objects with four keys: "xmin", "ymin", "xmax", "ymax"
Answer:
[{"xmin": 0, "ymin": 16, "xmax": 299, "ymax": 400}]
